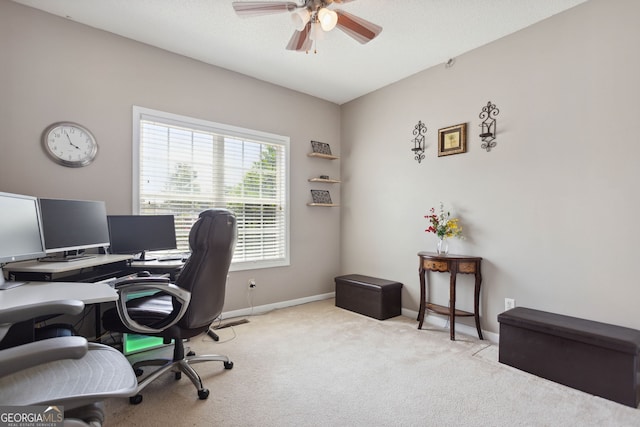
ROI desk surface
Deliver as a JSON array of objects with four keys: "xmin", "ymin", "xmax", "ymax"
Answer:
[
  {"xmin": 130, "ymin": 259, "xmax": 184, "ymax": 269},
  {"xmin": 4, "ymin": 254, "xmax": 133, "ymax": 273},
  {"xmin": 0, "ymin": 281, "xmax": 117, "ymax": 310}
]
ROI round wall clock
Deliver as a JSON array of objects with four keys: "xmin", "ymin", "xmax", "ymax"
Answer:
[{"xmin": 42, "ymin": 121, "xmax": 98, "ymax": 167}]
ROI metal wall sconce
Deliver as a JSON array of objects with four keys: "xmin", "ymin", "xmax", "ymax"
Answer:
[
  {"xmin": 479, "ymin": 101, "xmax": 500, "ymax": 152},
  {"xmin": 411, "ymin": 120, "xmax": 427, "ymax": 163}
]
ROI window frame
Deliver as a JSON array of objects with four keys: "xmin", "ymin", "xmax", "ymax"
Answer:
[{"xmin": 132, "ymin": 106, "xmax": 290, "ymax": 271}]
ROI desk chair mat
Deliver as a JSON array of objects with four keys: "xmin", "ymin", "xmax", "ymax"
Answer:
[{"xmin": 0, "ymin": 344, "xmax": 137, "ymax": 409}]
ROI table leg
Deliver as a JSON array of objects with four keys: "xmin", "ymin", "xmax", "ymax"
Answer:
[
  {"xmin": 449, "ymin": 264, "xmax": 457, "ymax": 341},
  {"xmin": 418, "ymin": 266, "xmax": 426, "ymax": 329},
  {"xmin": 474, "ymin": 265, "xmax": 483, "ymax": 340},
  {"xmin": 94, "ymin": 303, "xmax": 102, "ymax": 343}
]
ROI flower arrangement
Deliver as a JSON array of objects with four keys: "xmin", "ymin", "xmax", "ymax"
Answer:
[{"xmin": 425, "ymin": 203, "xmax": 463, "ymax": 240}]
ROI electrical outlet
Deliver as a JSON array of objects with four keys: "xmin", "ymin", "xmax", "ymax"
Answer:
[
  {"xmin": 248, "ymin": 279, "xmax": 256, "ymax": 289},
  {"xmin": 504, "ymin": 298, "xmax": 515, "ymax": 311}
]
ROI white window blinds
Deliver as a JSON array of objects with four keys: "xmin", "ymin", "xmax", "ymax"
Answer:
[{"xmin": 133, "ymin": 107, "xmax": 290, "ymax": 270}]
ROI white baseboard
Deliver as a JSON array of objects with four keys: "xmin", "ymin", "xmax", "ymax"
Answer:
[
  {"xmin": 221, "ymin": 292, "xmax": 335, "ymax": 319},
  {"xmin": 222, "ymin": 295, "xmax": 498, "ymax": 344},
  {"xmin": 402, "ymin": 308, "xmax": 499, "ymax": 344}
]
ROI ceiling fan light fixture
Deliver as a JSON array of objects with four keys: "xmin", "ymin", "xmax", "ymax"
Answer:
[
  {"xmin": 291, "ymin": 9, "xmax": 310, "ymax": 31},
  {"xmin": 309, "ymin": 22, "xmax": 325, "ymax": 41},
  {"xmin": 231, "ymin": 1, "xmax": 383, "ymax": 52},
  {"xmin": 317, "ymin": 8, "xmax": 338, "ymax": 31}
]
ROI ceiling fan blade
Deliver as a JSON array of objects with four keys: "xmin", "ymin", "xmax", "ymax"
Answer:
[
  {"xmin": 232, "ymin": 1, "xmax": 298, "ymax": 17},
  {"xmin": 335, "ymin": 9, "xmax": 382, "ymax": 44},
  {"xmin": 286, "ymin": 22, "xmax": 312, "ymax": 52}
]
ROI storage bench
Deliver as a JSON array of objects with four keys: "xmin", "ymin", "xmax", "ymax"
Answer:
[
  {"xmin": 498, "ymin": 307, "xmax": 640, "ymax": 407},
  {"xmin": 335, "ymin": 274, "xmax": 402, "ymax": 320}
]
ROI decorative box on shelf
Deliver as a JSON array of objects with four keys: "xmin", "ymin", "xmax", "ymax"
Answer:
[{"xmin": 307, "ymin": 189, "xmax": 338, "ymax": 207}]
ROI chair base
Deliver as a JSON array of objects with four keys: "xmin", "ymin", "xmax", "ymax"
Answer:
[
  {"xmin": 64, "ymin": 402, "xmax": 105, "ymax": 426},
  {"xmin": 130, "ymin": 352, "xmax": 233, "ymax": 404}
]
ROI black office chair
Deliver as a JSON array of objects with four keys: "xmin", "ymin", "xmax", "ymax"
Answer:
[{"xmin": 102, "ymin": 209, "xmax": 237, "ymax": 404}]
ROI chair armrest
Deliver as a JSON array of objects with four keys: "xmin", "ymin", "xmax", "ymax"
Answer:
[
  {"xmin": 0, "ymin": 336, "xmax": 88, "ymax": 377},
  {"xmin": 0, "ymin": 299, "xmax": 84, "ymax": 342},
  {"xmin": 115, "ymin": 282, "xmax": 191, "ymax": 335},
  {"xmin": 113, "ymin": 276, "xmax": 171, "ymax": 288}
]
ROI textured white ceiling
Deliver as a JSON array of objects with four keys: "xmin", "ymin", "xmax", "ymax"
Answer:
[{"xmin": 11, "ymin": 0, "xmax": 588, "ymax": 104}]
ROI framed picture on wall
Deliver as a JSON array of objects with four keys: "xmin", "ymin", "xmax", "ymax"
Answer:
[
  {"xmin": 438, "ymin": 123, "xmax": 467, "ymax": 157},
  {"xmin": 311, "ymin": 140, "xmax": 332, "ymax": 155}
]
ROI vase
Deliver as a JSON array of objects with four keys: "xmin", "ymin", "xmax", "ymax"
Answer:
[{"xmin": 436, "ymin": 237, "xmax": 449, "ymax": 255}]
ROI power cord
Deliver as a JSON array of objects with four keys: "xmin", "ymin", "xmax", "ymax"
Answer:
[
  {"xmin": 204, "ymin": 325, "xmax": 237, "ymax": 343},
  {"xmin": 73, "ymin": 304, "xmax": 94, "ymax": 332},
  {"xmin": 246, "ymin": 287, "xmax": 255, "ymax": 316}
]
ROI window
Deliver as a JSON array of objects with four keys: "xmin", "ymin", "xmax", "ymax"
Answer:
[{"xmin": 133, "ymin": 106, "xmax": 289, "ymax": 270}]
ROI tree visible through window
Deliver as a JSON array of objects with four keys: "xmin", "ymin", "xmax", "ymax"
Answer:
[{"xmin": 133, "ymin": 106, "xmax": 290, "ymax": 270}]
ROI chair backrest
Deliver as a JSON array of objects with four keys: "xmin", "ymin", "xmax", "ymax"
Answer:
[{"xmin": 175, "ymin": 209, "xmax": 237, "ymax": 330}]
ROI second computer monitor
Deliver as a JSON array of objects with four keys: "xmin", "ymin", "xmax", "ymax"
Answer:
[
  {"xmin": 38, "ymin": 198, "xmax": 111, "ymax": 261},
  {"xmin": 107, "ymin": 215, "xmax": 177, "ymax": 260}
]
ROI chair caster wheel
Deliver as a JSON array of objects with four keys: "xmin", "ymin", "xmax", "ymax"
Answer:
[
  {"xmin": 175, "ymin": 372, "xmax": 182, "ymax": 380},
  {"xmin": 129, "ymin": 394, "xmax": 143, "ymax": 405},
  {"xmin": 187, "ymin": 350, "xmax": 196, "ymax": 357},
  {"xmin": 198, "ymin": 389, "xmax": 210, "ymax": 400},
  {"xmin": 134, "ymin": 368, "xmax": 144, "ymax": 377},
  {"xmin": 224, "ymin": 361, "xmax": 234, "ymax": 370}
]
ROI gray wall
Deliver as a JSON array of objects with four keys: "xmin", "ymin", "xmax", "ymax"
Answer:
[
  {"xmin": 340, "ymin": 0, "xmax": 640, "ymax": 335},
  {"xmin": 4, "ymin": 0, "xmax": 640, "ymax": 338},
  {"xmin": 0, "ymin": 0, "xmax": 341, "ymax": 311}
]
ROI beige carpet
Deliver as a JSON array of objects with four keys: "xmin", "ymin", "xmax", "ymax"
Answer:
[{"xmin": 104, "ymin": 299, "xmax": 640, "ymax": 426}]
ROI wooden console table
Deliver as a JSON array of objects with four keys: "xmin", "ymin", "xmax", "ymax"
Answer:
[{"xmin": 417, "ymin": 251, "xmax": 483, "ymax": 340}]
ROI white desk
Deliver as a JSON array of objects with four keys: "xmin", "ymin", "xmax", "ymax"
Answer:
[
  {"xmin": 130, "ymin": 259, "xmax": 184, "ymax": 269},
  {"xmin": 0, "ymin": 281, "xmax": 117, "ymax": 348},
  {"xmin": 0, "ymin": 281, "xmax": 117, "ymax": 310},
  {"xmin": 4, "ymin": 254, "xmax": 133, "ymax": 274},
  {"xmin": 128, "ymin": 259, "xmax": 185, "ymax": 281}
]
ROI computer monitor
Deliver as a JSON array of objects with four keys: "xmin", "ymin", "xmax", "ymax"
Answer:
[
  {"xmin": 107, "ymin": 215, "xmax": 177, "ymax": 261},
  {"xmin": 0, "ymin": 192, "xmax": 47, "ymax": 289},
  {"xmin": 38, "ymin": 198, "xmax": 111, "ymax": 261}
]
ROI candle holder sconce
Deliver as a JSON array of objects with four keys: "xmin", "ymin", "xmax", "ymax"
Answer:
[
  {"xmin": 411, "ymin": 120, "xmax": 427, "ymax": 163},
  {"xmin": 479, "ymin": 101, "xmax": 499, "ymax": 152}
]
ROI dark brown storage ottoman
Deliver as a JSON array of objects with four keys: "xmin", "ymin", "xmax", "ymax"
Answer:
[
  {"xmin": 498, "ymin": 307, "xmax": 640, "ymax": 407},
  {"xmin": 335, "ymin": 274, "xmax": 402, "ymax": 320}
]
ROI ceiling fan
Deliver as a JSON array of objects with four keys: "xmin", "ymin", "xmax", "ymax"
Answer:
[{"xmin": 232, "ymin": 0, "xmax": 382, "ymax": 53}]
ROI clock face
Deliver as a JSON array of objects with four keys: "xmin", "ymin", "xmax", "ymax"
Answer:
[{"xmin": 42, "ymin": 122, "xmax": 98, "ymax": 167}]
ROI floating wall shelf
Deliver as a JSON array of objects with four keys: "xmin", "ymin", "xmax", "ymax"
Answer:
[
  {"xmin": 308, "ymin": 177, "xmax": 341, "ymax": 183},
  {"xmin": 308, "ymin": 148, "xmax": 339, "ymax": 207},
  {"xmin": 307, "ymin": 152, "xmax": 339, "ymax": 160}
]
